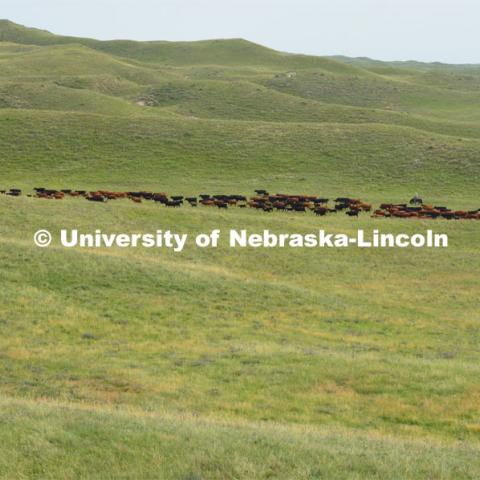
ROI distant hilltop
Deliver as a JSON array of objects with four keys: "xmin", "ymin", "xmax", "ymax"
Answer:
[{"xmin": 2, "ymin": 19, "xmax": 479, "ymax": 68}]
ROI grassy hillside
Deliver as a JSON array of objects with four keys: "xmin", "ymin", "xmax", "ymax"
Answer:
[
  {"xmin": 2, "ymin": 109, "xmax": 480, "ymax": 202},
  {"xmin": 135, "ymin": 79, "xmax": 480, "ymax": 139},
  {"xmin": 0, "ymin": 20, "xmax": 479, "ymax": 479},
  {"xmin": 261, "ymin": 69, "xmax": 480, "ymax": 121},
  {"xmin": 1, "ymin": 197, "xmax": 479, "ymax": 478},
  {"xmin": 0, "ymin": 81, "xmax": 147, "ymax": 115}
]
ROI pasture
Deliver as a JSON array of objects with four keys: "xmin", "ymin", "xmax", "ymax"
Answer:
[
  {"xmin": 1, "ymin": 196, "xmax": 479, "ymax": 478},
  {"xmin": 0, "ymin": 19, "xmax": 479, "ymax": 479}
]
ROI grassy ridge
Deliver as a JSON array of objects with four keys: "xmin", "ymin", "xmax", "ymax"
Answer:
[
  {"xmin": 0, "ymin": 81, "xmax": 146, "ymax": 115},
  {"xmin": 261, "ymin": 69, "xmax": 480, "ymax": 121},
  {"xmin": 0, "ymin": 43, "xmax": 163, "ymax": 84},
  {"xmin": 138, "ymin": 79, "xmax": 480, "ymax": 139},
  {"xmin": 0, "ymin": 20, "xmax": 364, "ymax": 69}
]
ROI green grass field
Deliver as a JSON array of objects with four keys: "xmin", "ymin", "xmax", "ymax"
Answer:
[{"xmin": 0, "ymin": 20, "xmax": 479, "ymax": 479}]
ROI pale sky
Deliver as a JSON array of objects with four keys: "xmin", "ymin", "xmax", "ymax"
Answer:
[{"xmin": 2, "ymin": 0, "xmax": 479, "ymax": 64}]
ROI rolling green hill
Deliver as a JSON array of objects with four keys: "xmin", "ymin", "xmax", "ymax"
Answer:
[
  {"xmin": 0, "ymin": 19, "xmax": 366, "ymax": 69},
  {"xmin": 0, "ymin": 20, "xmax": 479, "ymax": 479},
  {"xmin": 1, "ymin": 20, "xmax": 480, "ymax": 165},
  {"xmin": 1, "ymin": 109, "xmax": 479, "ymax": 202}
]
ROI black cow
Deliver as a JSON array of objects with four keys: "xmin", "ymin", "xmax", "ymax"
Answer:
[
  {"xmin": 293, "ymin": 204, "xmax": 306, "ymax": 212},
  {"xmin": 165, "ymin": 200, "xmax": 182, "ymax": 207},
  {"xmin": 314, "ymin": 207, "xmax": 328, "ymax": 216},
  {"xmin": 87, "ymin": 195, "xmax": 106, "ymax": 203}
]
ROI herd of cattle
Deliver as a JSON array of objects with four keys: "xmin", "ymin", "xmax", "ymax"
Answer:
[{"xmin": 1, "ymin": 187, "xmax": 479, "ymax": 220}]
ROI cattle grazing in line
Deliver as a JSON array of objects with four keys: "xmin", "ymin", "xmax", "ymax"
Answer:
[
  {"xmin": 3, "ymin": 187, "xmax": 478, "ymax": 221},
  {"xmin": 374, "ymin": 200, "xmax": 480, "ymax": 220}
]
